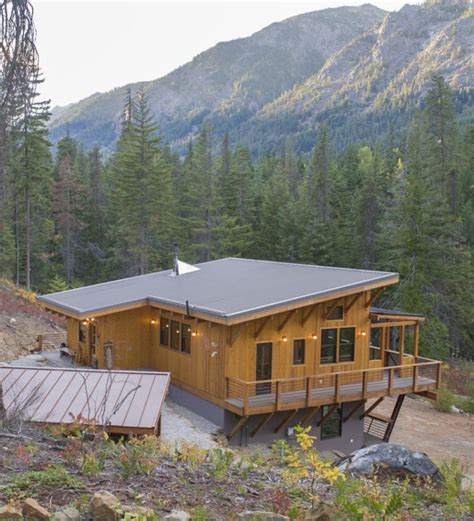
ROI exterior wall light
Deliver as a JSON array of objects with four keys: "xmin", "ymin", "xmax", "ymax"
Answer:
[
  {"xmin": 312, "ymin": 333, "xmax": 318, "ymax": 340},
  {"xmin": 150, "ymin": 319, "xmax": 157, "ymax": 325},
  {"xmin": 360, "ymin": 330, "xmax": 367, "ymax": 336},
  {"xmin": 192, "ymin": 331, "xmax": 197, "ymax": 337},
  {"xmin": 281, "ymin": 336, "xmax": 288, "ymax": 342},
  {"xmin": 82, "ymin": 321, "xmax": 88, "ymax": 326}
]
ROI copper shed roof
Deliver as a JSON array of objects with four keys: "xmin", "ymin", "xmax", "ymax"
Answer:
[{"xmin": 0, "ymin": 366, "xmax": 170, "ymax": 435}]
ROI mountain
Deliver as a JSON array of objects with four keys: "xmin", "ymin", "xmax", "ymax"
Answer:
[
  {"xmin": 48, "ymin": 4, "xmax": 386, "ymax": 150},
  {"xmin": 49, "ymin": 1, "xmax": 474, "ymax": 154}
]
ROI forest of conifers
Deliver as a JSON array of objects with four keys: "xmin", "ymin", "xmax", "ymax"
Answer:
[{"xmin": 0, "ymin": 73, "xmax": 473, "ymax": 361}]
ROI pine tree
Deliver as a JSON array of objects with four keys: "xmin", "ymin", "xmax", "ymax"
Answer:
[
  {"xmin": 423, "ymin": 75, "xmax": 460, "ymax": 213},
  {"xmin": 109, "ymin": 87, "xmax": 174, "ymax": 275},
  {"xmin": 53, "ymin": 135, "xmax": 86, "ymax": 284},
  {"xmin": 9, "ymin": 96, "xmax": 53, "ymax": 289}
]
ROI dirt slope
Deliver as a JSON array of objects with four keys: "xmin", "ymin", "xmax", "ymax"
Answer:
[
  {"xmin": 0, "ymin": 281, "xmax": 65, "ymax": 362},
  {"xmin": 373, "ymin": 395, "xmax": 474, "ymax": 472}
]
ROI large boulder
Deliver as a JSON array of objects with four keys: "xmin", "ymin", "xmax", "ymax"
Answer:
[
  {"xmin": 90, "ymin": 491, "xmax": 120, "ymax": 521},
  {"xmin": 22, "ymin": 498, "xmax": 50, "ymax": 519},
  {"xmin": 0, "ymin": 504, "xmax": 22, "ymax": 520},
  {"xmin": 338, "ymin": 443, "xmax": 443, "ymax": 482}
]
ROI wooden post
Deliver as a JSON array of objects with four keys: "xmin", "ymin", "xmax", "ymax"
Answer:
[
  {"xmin": 362, "ymin": 371, "xmax": 368, "ymax": 399},
  {"xmin": 305, "ymin": 376, "xmax": 311, "ymax": 407},
  {"xmin": 414, "ymin": 324, "xmax": 420, "ymax": 359},
  {"xmin": 243, "ymin": 384, "xmax": 249, "ymax": 415},
  {"xmin": 388, "ymin": 367, "xmax": 394, "ymax": 395},
  {"xmin": 335, "ymin": 374, "xmax": 340, "ymax": 403},
  {"xmin": 276, "ymin": 380, "xmax": 282, "ymax": 412},
  {"xmin": 436, "ymin": 363, "xmax": 442, "ymax": 389},
  {"xmin": 37, "ymin": 335, "xmax": 43, "ymax": 351},
  {"xmin": 412, "ymin": 365, "xmax": 419, "ymax": 393}
]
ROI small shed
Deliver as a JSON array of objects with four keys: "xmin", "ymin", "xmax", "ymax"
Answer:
[{"xmin": 0, "ymin": 366, "xmax": 170, "ymax": 435}]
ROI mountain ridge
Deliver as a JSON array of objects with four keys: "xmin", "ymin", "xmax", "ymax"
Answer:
[{"xmin": 48, "ymin": 1, "xmax": 474, "ymax": 154}]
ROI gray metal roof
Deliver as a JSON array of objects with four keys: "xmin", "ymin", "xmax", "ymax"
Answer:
[{"xmin": 38, "ymin": 258, "xmax": 399, "ymax": 320}]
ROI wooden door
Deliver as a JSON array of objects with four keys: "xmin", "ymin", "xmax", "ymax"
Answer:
[{"xmin": 256, "ymin": 342, "xmax": 272, "ymax": 395}]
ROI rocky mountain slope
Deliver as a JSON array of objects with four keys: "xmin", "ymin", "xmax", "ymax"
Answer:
[
  {"xmin": 48, "ymin": 4, "xmax": 386, "ymax": 150},
  {"xmin": 48, "ymin": 1, "xmax": 473, "ymax": 154}
]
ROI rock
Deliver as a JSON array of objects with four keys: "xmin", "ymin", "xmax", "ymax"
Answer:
[
  {"xmin": 90, "ymin": 491, "xmax": 120, "ymax": 521},
  {"xmin": 450, "ymin": 405, "xmax": 461, "ymax": 414},
  {"xmin": 22, "ymin": 498, "xmax": 50, "ymax": 519},
  {"xmin": 0, "ymin": 504, "xmax": 23, "ymax": 520},
  {"xmin": 50, "ymin": 507, "xmax": 81, "ymax": 521},
  {"xmin": 338, "ymin": 443, "xmax": 443, "ymax": 482},
  {"xmin": 237, "ymin": 512, "xmax": 289, "ymax": 520},
  {"xmin": 162, "ymin": 511, "xmax": 191, "ymax": 521}
]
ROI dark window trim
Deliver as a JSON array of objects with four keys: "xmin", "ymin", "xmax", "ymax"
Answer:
[
  {"xmin": 159, "ymin": 316, "xmax": 192, "ymax": 355},
  {"xmin": 327, "ymin": 305, "xmax": 344, "ymax": 321},
  {"xmin": 292, "ymin": 338, "xmax": 305, "ymax": 365},
  {"xmin": 320, "ymin": 326, "xmax": 356, "ymax": 365}
]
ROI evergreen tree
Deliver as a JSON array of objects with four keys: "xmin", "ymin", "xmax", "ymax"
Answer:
[
  {"xmin": 53, "ymin": 135, "xmax": 85, "ymax": 284},
  {"xmin": 109, "ymin": 87, "xmax": 174, "ymax": 275}
]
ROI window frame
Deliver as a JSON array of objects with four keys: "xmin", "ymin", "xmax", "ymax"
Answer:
[
  {"xmin": 160, "ymin": 317, "xmax": 170, "ymax": 347},
  {"xmin": 180, "ymin": 323, "xmax": 192, "ymax": 354},
  {"xmin": 79, "ymin": 322, "xmax": 87, "ymax": 343},
  {"xmin": 327, "ymin": 305, "xmax": 344, "ymax": 321},
  {"xmin": 159, "ymin": 316, "xmax": 192, "ymax": 355},
  {"xmin": 170, "ymin": 320, "xmax": 181, "ymax": 350},
  {"xmin": 320, "ymin": 326, "xmax": 356, "ymax": 365},
  {"xmin": 320, "ymin": 405, "xmax": 342, "ymax": 440},
  {"xmin": 292, "ymin": 338, "xmax": 305, "ymax": 366}
]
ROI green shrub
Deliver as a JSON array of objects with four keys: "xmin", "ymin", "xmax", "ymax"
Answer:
[
  {"xmin": 116, "ymin": 436, "xmax": 161, "ymax": 479},
  {"xmin": 439, "ymin": 458, "xmax": 474, "ymax": 517},
  {"xmin": 433, "ymin": 386, "xmax": 456, "ymax": 413},
  {"xmin": 1, "ymin": 465, "xmax": 83, "ymax": 498}
]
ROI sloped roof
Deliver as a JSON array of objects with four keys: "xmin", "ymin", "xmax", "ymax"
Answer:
[
  {"xmin": 38, "ymin": 258, "xmax": 399, "ymax": 322},
  {"xmin": 0, "ymin": 366, "xmax": 170, "ymax": 434}
]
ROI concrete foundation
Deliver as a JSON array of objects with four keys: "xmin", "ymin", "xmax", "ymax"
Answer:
[{"xmin": 168, "ymin": 384, "xmax": 365, "ymax": 452}]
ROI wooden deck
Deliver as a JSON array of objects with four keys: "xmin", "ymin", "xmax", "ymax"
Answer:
[{"xmin": 225, "ymin": 357, "xmax": 440, "ymax": 415}]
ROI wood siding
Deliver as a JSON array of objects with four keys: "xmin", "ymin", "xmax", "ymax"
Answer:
[{"xmin": 64, "ymin": 289, "xmax": 422, "ymax": 408}]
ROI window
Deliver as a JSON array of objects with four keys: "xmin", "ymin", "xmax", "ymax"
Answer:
[
  {"xmin": 339, "ymin": 327, "xmax": 355, "ymax": 362},
  {"xmin": 160, "ymin": 318, "xmax": 170, "ymax": 346},
  {"xmin": 321, "ymin": 327, "xmax": 356, "ymax": 364},
  {"xmin": 79, "ymin": 322, "xmax": 86, "ymax": 343},
  {"xmin": 327, "ymin": 305, "xmax": 344, "ymax": 320},
  {"xmin": 370, "ymin": 327, "xmax": 382, "ymax": 360},
  {"xmin": 321, "ymin": 329, "xmax": 337, "ymax": 364},
  {"xmin": 181, "ymin": 323, "xmax": 191, "ymax": 354},
  {"xmin": 170, "ymin": 320, "xmax": 180, "ymax": 350},
  {"xmin": 320, "ymin": 406, "xmax": 342, "ymax": 439},
  {"xmin": 293, "ymin": 339, "xmax": 305, "ymax": 365}
]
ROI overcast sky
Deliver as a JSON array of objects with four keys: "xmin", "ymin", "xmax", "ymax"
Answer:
[{"xmin": 34, "ymin": 0, "xmax": 413, "ymax": 107}]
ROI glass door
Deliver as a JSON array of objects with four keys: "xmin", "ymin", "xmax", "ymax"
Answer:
[{"xmin": 256, "ymin": 342, "xmax": 272, "ymax": 395}]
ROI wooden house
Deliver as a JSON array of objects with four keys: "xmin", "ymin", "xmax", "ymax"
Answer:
[{"xmin": 38, "ymin": 258, "xmax": 441, "ymax": 450}]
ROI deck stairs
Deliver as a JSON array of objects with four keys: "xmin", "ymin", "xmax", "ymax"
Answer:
[{"xmin": 364, "ymin": 395, "xmax": 405, "ymax": 442}]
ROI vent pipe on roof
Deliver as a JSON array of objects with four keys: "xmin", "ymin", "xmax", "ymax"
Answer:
[{"xmin": 170, "ymin": 243, "xmax": 200, "ymax": 277}]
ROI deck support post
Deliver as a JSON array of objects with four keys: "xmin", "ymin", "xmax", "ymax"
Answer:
[
  {"xmin": 274, "ymin": 410, "xmax": 298, "ymax": 434},
  {"xmin": 300, "ymin": 406, "xmax": 319, "ymax": 426},
  {"xmin": 360, "ymin": 397, "xmax": 384, "ymax": 419},
  {"xmin": 250, "ymin": 413, "xmax": 274, "ymax": 437},
  {"xmin": 305, "ymin": 376, "xmax": 312, "ymax": 406},
  {"xmin": 226, "ymin": 415, "xmax": 249, "ymax": 441},
  {"xmin": 436, "ymin": 363, "xmax": 442, "ymax": 389},
  {"xmin": 317, "ymin": 403, "xmax": 338, "ymax": 427},
  {"xmin": 343, "ymin": 400, "xmax": 366, "ymax": 423}
]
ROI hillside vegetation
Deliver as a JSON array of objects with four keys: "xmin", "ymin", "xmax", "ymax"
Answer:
[{"xmin": 48, "ymin": 1, "xmax": 473, "ymax": 154}]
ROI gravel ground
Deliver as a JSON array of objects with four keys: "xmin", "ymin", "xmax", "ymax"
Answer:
[{"xmin": 161, "ymin": 399, "xmax": 221, "ymax": 449}]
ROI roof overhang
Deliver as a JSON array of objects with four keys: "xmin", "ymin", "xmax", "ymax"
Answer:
[{"xmin": 39, "ymin": 273, "xmax": 399, "ymax": 325}]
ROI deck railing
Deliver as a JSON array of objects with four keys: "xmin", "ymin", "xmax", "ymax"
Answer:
[{"xmin": 225, "ymin": 356, "xmax": 441, "ymax": 415}]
